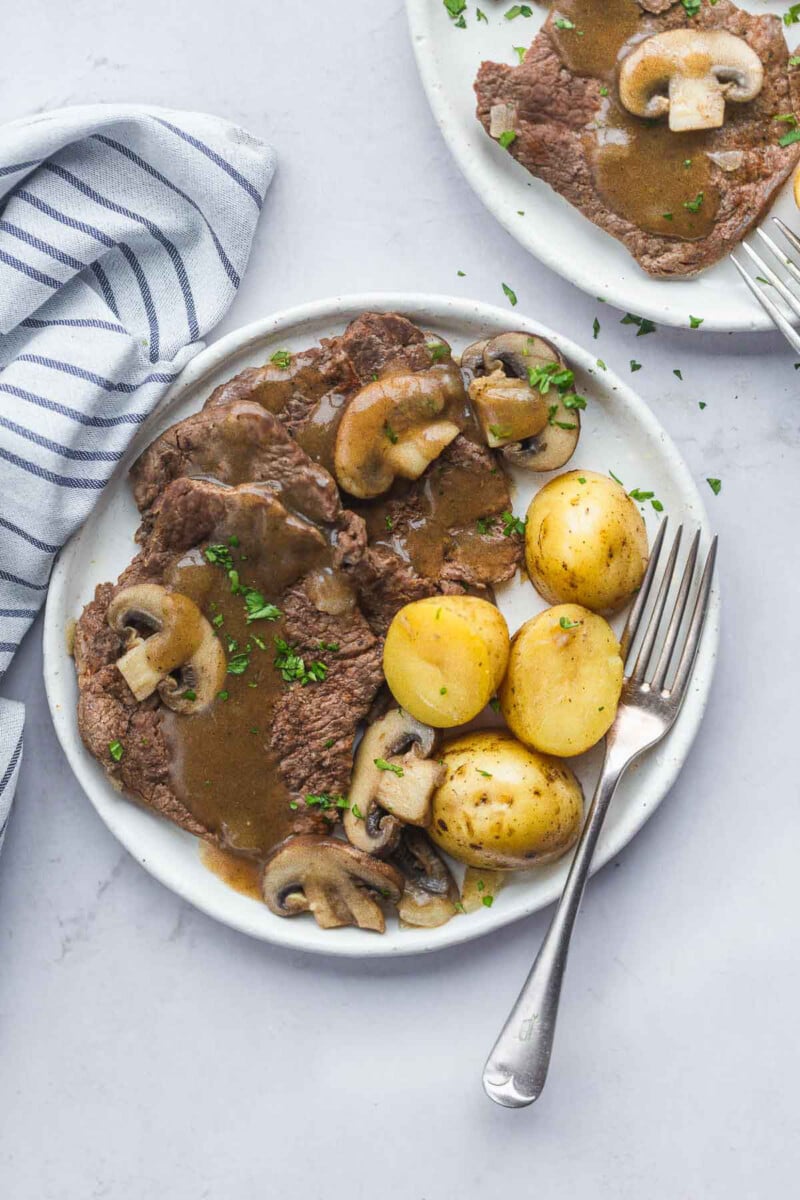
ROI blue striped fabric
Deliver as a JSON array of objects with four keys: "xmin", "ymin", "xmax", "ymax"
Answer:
[{"xmin": 0, "ymin": 103, "xmax": 275, "ymax": 856}]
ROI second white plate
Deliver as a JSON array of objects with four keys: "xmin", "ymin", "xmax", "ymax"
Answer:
[{"xmin": 406, "ymin": 0, "xmax": 798, "ymax": 332}]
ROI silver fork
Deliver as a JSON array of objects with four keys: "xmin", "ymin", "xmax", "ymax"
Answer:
[
  {"xmin": 731, "ymin": 218, "xmax": 800, "ymax": 353},
  {"xmin": 483, "ymin": 519, "xmax": 717, "ymax": 1109}
]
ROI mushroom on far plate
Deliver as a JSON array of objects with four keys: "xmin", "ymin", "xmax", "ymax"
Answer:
[
  {"xmin": 260, "ymin": 835, "xmax": 404, "ymax": 932},
  {"xmin": 343, "ymin": 708, "xmax": 443, "ymax": 857},
  {"xmin": 619, "ymin": 29, "xmax": 764, "ymax": 133},
  {"xmin": 106, "ymin": 583, "xmax": 226, "ymax": 713},
  {"xmin": 333, "ymin": 368, "xmax": 464, "ymax": 499},
  {"xmin": 463, "ymin": 332, "xmax": 580, "ymax": 471}
]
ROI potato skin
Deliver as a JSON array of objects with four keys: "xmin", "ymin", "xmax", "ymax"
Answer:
[
  {"xmin": 430, "ymin": 730, "xmax": 583, "ymax": 870},
  {"xmin": 383, "ymin": 596, "xmax": 509, "ymax": 728},
  {"xmin": 500, "ymin": 604, "xmax": 623, "ymax": 757},
  {"xmin": 525, "ymin": 470, "xmax": 648, "ymax": 614}
]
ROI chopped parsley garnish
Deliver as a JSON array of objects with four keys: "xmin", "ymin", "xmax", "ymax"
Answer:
[
  {"xmin": 204, "ymin": 544, "xmax": 234, "ymax": 570},
  {"xmin": 698, "ymin": 401, "xmax": 707, "ymax": 410},
  {"xmin": 527, "ymin": 362, "xmax": 574, "ymax": 394},
  {"xmin": 498, "ymin": 130, "xmax": 517, "ymax": 149},
  {"xmin": 504, "ymin": 4, "xmax": 532, "ymax": 18},
  {"xmin": 790, "ymin": 55, "xmax": 800, "ymax": 67},
  {"xmin": 684, "ymin": 192, "xmax": 705, "ymax": 213},
  {"xmin": 662, "ymin": 212, "xmax": 674, "ymax": 221},
  {"xmin": 108, "ymin": 739, "xmax": 124, "ymax": 762},
  {"xmin": 273, "ymin": 637, "xmax": 328, "ymax": 686},
  {"xmin": 784, "ymin": 5, "xmax": 800, "ymax": 27},
  {"xmin": 375, "ymin": 757, "xmax": 404, "ymax": 777},
  {"xmin": 547, "ymin": 404, "xmax": 577, "ymax": 430},
  {"xmin": 440, "ymin": 687, "xmax": 448, "ymax": 695},
  {"xmin": 592, "ymin": 317, "xmax": 600, "ymax": 339},
  {"xmin": 443, "ymin": 0, "xmax": 467, "ymax": 19},
  {"xmin": 482, "ymin": 894, "xmax": 494, "ymax": 908},
  {"xmin": 514, "ymin": 46, "xmax": 526, "ymax": 63},
  {"xmin": 181, "ymin": 689, "xmax": 197, "ymax": 702},
  {"xmin": 489, "ymin": 423, "xmax": 512, "ymax": 440},
  {"xmin": 621, "ymin": 313, "xmax": 656, "ymax": 336},
  {"xmin": 489, "ymin": 697, "xmax": 501, "ymax": 713},
  {"xmin": 305, "ymin": 793, "xmax": 349, "ymax": 810},
  {"xmin": 673, "ymin": 368, "xmax": 683, "ymax": 380},
  {"xmin": 554, "ymin": 16, "xmax": 575, "ymax": 30},
  {"xmin": 212, "ymin": 612, "xmax": 224, "ymax": 628},
  {"xmin": 318, "ymin": 641, "xmax": 340, "ymax": 653},
  {"xmin": 384, "ymin": 421, "xmax": 399, "ymax": 444},
  {"xmin": 559, "ymin": 616, "xmax": 581, "ymax": 630},
  {"xmin": 502, "ymin": 282, "xmax": 518, "ymax": 306},
  {"xmin": 476, "ymin": 8, "xmax": 488, "ymax": 21},
  {"xmin": 477, "ymin": 769, "xmax": 493, "ymax": 778},
  {"xmin": 351, "ymin": 803, "xmax": 365, "ymax": 821},
  {"xmin": 227, "ymin": 651, "xmax": 250, "ymax": 676},
  {"xmin": 270, "ymin": 349, "xmax": 292, "ymax": 369},
  {"xmin": 501, "ymin": 510, "xmax": 526, "ymax": 537},
  {"xmin": 578, "ymin": 476, "xmax": 586, "ymax": 484},
  {"xmin": 385, "ymin": 515, "xmax": 394, "ymax": 531},
  {"xmin": 217, "ymin": 690, "xmax": 229, "ymax": 702},
  {"xmin": 707, "ymin": 477, "xmax": 722, "ymax": 495},
  {"xmin": 778, "ymin": 127, "xmax": 800, "ymax": 147},
  {"xmin": 427, "ymin": 341, "xmax": 450, "ymax": 363},
  {"xmin": 244, "ymin": 590, "xmax": 282, "ymax": 623},
  {"xmin": 681, "ymin": 0, "xmax": 701, "ymax": 16},
  {"xmin": 596, "ymin": 358, "xmax": 607, "ymax": 370},
  {"xmin": 689, "ymin": 315, "xmax": 704, "ymax": 329},
  {"xmin": 630, "ymin": 360, "xmax": 642, "ymax": 373},
  {"xmin": 599, "ymin": 85, "xmax": 609, "ymax": 97},
  {"xmin": 628, "ymin": 489, "xmax": 654, "ymax": 502},
  {"xmin": 609, "ymin": 469, "xmax": 624, "ymax": 486},
  {"xmin": 457, "ymin": 269, "xmax": 466, "ymax": 277},
  {"xmin": 324, "ymin": 738, "xmax": 334, "ymax": 749}
]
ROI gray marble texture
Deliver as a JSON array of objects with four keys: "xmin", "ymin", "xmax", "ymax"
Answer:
[{"xmin": 1, "ymin": 2, "xmax": 799, "ymax": 1197}]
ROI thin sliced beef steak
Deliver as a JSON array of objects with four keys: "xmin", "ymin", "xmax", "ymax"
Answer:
[
  {"xmin": 475, "ymin": 0, "xmax": 800, "ymax": 278},
  {"xmin": 130, "ymin": 400, "xmax": 343, "ymax": 533},
  {"xmin": 75, "ymin": 478, "xmax": 383, "ymax": 854},
  {"xmin": 203, "ymin": 312, "xmax": 523, "ymax": 631}
]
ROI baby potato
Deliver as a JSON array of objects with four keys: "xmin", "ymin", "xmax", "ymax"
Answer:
[
  {"xmin": 500, "ymin": 604, "xmax": 623, "ymax": 757},
  {"xmin": 383, "ymin": 596, "xmax": 509, "ymax": 728},
  {"xmin": 430, "ymin": 730, "xmax": 583, "ymax": 870},
  {"xmin": 525, "ymin": 470, "xmax": 648, "ymax": 614}
]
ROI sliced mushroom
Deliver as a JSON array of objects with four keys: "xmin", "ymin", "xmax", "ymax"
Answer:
[
  {"xmin": 375, "ymin": 754, "xmax": 446, "ymax": 824},
  {"xmin": 333, "ymin": 370, "xmax": 463, "ymax": 499},
  {"xmin": 343, "ymin": 708, "xmax": 440, "ymax": 857},
  {"xmin": 107, "ymin": 583, "xmax": 225, "ymax": 713},
  {"xmin": 260, "ymin": 835, "xmax": 403, "ymax": 932},
  {"xmin": 467, "ymin": 332, "xmax": 580, "ymax": 471},
  {"xmin": 468, "ymin": 370, "xmax": 549, "ymax": 449},
  {"xmin": 619, "ymin": 30, "xmax": 764, "ymax": 133},
  {"xmin": 394, "ymin": 828, "xmax": 460, "ymax": 930},
  {"xmin": 459, "ymin": 338, "xmax": 490, "ymax": 380}
]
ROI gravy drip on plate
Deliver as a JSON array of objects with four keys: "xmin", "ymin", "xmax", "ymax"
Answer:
[{"xmin": 550, "ymin": 0, "xmax": 719, "ymax": 240}]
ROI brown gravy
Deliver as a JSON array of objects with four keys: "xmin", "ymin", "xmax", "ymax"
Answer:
[
  {"xmin": 550, "ymin": 0, "xmax": 719, "ymax": 240},
  {"xmin": 200, "ymin": 842, "xmax": 263, "ymax": 900},
  {"xmin": 161, "ymin": 522, "xmax": 331, "ymax": 860}
]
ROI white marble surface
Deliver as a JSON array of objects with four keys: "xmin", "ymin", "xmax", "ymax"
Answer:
[{"xmin": 2, "ymin": 2, "xmax": 800, "ymax": 1196}]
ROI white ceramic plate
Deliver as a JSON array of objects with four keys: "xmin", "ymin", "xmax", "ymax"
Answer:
[
  {"xmin": 406, "ymin": 1, "xmax": 798, "ymax": 333},
  {"xmin": 44, "ymin": 293, "xmax": 719, "ymax": 958}
]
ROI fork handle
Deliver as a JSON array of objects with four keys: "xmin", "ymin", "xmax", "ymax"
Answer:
[{"xmin": 482, "ymin": 749, "xmax": 628, "ymax": 1109}]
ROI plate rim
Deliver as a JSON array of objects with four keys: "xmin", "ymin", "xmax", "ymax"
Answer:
[
  {"xmin": 43, "ymin": 290, "xmax": 720, "ymax": 959},
  {"xmin": 404, "ymin": 0, "xmax": 782, "ymax": 334}
]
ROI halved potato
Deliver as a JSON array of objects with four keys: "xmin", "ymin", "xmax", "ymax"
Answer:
[
  {"xmin": 525, "ymin": 470, "xmax": 648, "ymax": 614},
  {"xmin": 430, "ymin": 730, "xmax": 583, "ymax": 869},
  {"xmin": 383, "ymin": 596, "xmax": 509, "ymax": 728},
  {"xmin": 500, "ymin": 604, "xmax": 623, "ymax": 757}
]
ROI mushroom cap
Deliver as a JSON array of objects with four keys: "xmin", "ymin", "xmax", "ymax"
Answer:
[
  {"xmin": 394, "ymin": 828, "xmax": 459, "ymax": 930},
  {"xmin": 619, "ymin": 29, "xmax": 764, "ymax": 131},
  {"xmin": 107, "ymin": 583, "xmax": 224, "ymax": 712},
  {"xmin": 333, "ymin": 370, "xmax": 464, "ymax": 499},
  {"xmin": 343, "ymin": 708, "xmax": 439, "ymax": 857},
  {"xmin": 260, "ymin": 835, "xmax": 404, "ymax": 932}
]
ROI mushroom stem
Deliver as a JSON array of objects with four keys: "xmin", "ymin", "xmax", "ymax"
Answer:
[{"xmin": 669, "ymin": 73, "xmax": 725, "ymax": 133}]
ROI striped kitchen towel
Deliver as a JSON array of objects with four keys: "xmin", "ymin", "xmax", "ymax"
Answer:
[{"xmin": 0, "ymin": 103, "xmax": 275, "ymax": 856}]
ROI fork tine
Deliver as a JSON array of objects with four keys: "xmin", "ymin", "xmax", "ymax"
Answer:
[
  {"xmin": 668, "ymin": 537, "xmax": 718, "ymax": 701},
  {"xmin": 730, "ymin": 255, "xmax": 800, "ymax": 355},
  {"xmin": 619, "ymin": 516, "xmax": 669, "ymax": 664},
  {"xmin": 754, "ymin": 227, "xmax": 800, "ymax": 290},
  {"xmin": 650, "ymin": 529, "xmax": 700, "ymax": 693},
  {"xmin": 773, "ymin": 215, "xmax": 800, "ymax": 260},
  {"xmin": 742, "ymin": 239, "xmax": 800, "ymax": 323},
  {"xmin": 631, "ymin": 525, "xmax": 683, "ymax": 683}
]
